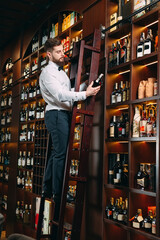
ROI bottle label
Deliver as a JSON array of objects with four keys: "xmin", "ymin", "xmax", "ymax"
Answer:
[
  {"xmin": 133, "ymin": 221, "xmax": 140, "ymax": 228},
  {"xmin": 147, "ymin": 124, "xmax": 153, "ymax": 136},
  {"xmin": 152, "ymin": 223, "xmax": 156, "ymax": 234},
  {"xmin": 144, "ymin": 222, "xmax": 152, "ymax": 229},
  {"xmin": 154, "ymin": 82, "xmax": 158, "ymax": 96},
  {"xmin": 137, "ymin": 178, "xmax": 145, "ymax": 188},
  {"xmin": 107, "ymin": 210, "xmax": 112, "ymax": 217},
  {"xmin": 133, "ymin": 120, "xmax": 139, "ymax": 137},
  {"xmin": 140, "ymin": 120, "xmax": 147, "ymax": 134},
  {"xmin": 118, "ymin": 214, "xmax": 124, "ymax": 221},
  {"xmin": 110, "ymin": 126, "xmax": 115, "ymax": 137},
  {"xmin": 111, "ymin": 95, "xmax": 116, "ymax": 104},
  {"xmin": 137, "ymin": 45, "xmax": 143, "ymax": 58},
  {"xmin": 144, "ymin": 42, "xmax": 151, "ymax": 55},
  {"xmin": 117, "ymin": 93, "xmax": 122, "ymax": 102}
]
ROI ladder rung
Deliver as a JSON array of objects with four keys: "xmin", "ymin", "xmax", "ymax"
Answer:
[
  {"xmin": 76, "ymin": 109, "xmax": 94, "ymax": 116},
  {"xmin": 69, "ymin": 176, "xmax": 87, "ymax": 182},
  {"xmin": 84, "ymin": 44, "xmax": 100, "ymax": 53}
]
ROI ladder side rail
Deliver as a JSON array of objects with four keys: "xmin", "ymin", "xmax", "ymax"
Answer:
[
  {"xmin": 71, "ymin": 30, "xmax": 101, "ymax": 240},
  {"xmin": 74, "ymin": 40, "xmax": 85, "ymax": 92},
  {"xmin": 36, "ymin": 132, "xmax": 51, "ymax": 240}
]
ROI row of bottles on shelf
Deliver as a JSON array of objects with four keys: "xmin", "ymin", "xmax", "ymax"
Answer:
[
  {"xmin": 137, "ymin": 29, "xmax": 158, "ymax": 58},
  {"xmin": 108, "ymin": 153, "xmax": 128, "ymax": 186},
  {"xmin": 34, "ymin": 11, "xmax": 80, "ymax": 51},
  {"xmin": 16, "ymin": 201, "xmax": 31, "ymax": 224},
  {"xmin": 2, "ymin": 73, "xmax": 13, "ymax": 91},
  {"xmin": 138, "ymin": 77, "xmax": 157, "ymax": 99},
  {"xmin": 1, "ymin": 93, "xmax": 12, "ymax": 108},
  {"xmin": 109, "ymin": 113, "xmax": 129, "ymax": 138},
  {"xmin": 18, "ymin": 151, "xmax": 33, "ymax": 169},
  {"xmin": 131, "ymin": 207, "xmax": 156, "ymax": 234},
  {"xmin": 108, "ymin": 152, "xmax": 156, "ymax": 192},
  {"xmin": 0, "ymin": 195, "xmax": 7, "ymax": 211},
  {"xmin": 0, "ymin": 150, "xmax": 10, "ymax": 165},
  {"xmin": 0, "ymin": 128, "xmax": 11, "ymax": 142},
  {"xmin": 108, "ymin": 35, "xmax": 130, "ymax": 68},
  {"xmin": 4, "ymin": 58, "xmax": 13, "ymax": 72},
  {"xmin": 17, "ymin": 170, "xmax": 33, "ymax": 191},
  {"xmin": 19, "ymin": 124, "xmax": 35, "ymax": 142},
  {"xmin": 105, "ymin": 197, "xmax": 128, "ymax": 225},
  {"xmin": 111, "ymin": 81, "xmax": 130, "ymax": 104},
  {"xmin": 135, "ymin": 162, "xmax": 156, "ymax": 192},
  {"xmin": 61, "ymin": 35, "xmax": 82, "ymax": 54},
  {"xmin": 133, "ymin": 104, "xmax": 156, "ymax": 137},
  {"xmin": 20, "ymin": 102, "xmax": 45, "ymax": 122},
  {"xmin": 0, "ymin": 110, "xmax": 12, "ymax": 125},
  {"xmin": 21, "ymin": 81, "xmax": 41, "ymax": 100},
  {"xmin": 0, "ymin": 166, "xmax": 9, "ymax": 182}
]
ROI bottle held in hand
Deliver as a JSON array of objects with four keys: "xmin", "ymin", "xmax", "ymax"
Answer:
[{"xmin": 92, "ymin": 73, "xmax": 104, "ymax": 87}]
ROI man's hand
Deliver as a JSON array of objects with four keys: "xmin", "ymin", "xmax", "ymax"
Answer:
[{"xmin": 86, "ymin": 81, "xmax": 101, "ymax": 97}]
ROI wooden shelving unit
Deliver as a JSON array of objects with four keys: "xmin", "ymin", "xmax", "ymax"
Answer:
[{"xmin": 104, "ymin": 1, "xmax": 160, "ymax": 240}]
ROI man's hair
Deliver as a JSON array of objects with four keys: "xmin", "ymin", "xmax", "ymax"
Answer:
[{"xmin": 44, "ymin": 38, "xmax": 61, "ymax": 52}]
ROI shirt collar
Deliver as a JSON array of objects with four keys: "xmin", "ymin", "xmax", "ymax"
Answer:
[{"xmin": 48, "ymin": 61, "xmax": 60, "ymax": 70}]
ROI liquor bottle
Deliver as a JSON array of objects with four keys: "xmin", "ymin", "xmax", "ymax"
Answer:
[
  {"xmin": 108, "ymin": 43, "xmax": 115, "ymax": 69},
  {"xmin": 152, "ymin": 209, "xmax": 156, "ymax": 234},
  {"xmin": 21, "ymin": 86, "xmax": 25, "ymax": 100},
  {"xmin": 153, "ymin": 79, "xmax": 158, "ymax": 96},
  {"xmin": 23, "ymin": 204, "xmax": 30, "ymax": 224},
  {"xmin": 123, "ymin": 198, "xmax": 128, "ymax": 224},
  {"xmin": 143, "ymin": 210, "xmax": 153, "ymax": 232},
  {"xmin": 117, "ymin": 81, "xmax": 123, "ymax": 103},
  {"xmin": 4, "ymin": 150, "xmax": 10, "ymax": 165},
  {"xmin": 92, "ymin": 73, "xmax": 104, "ymax": 87},
  {"xmin": 117, "ymin": 201, "xmax": 125, "ymax": 222},
  {"xmin": 111, "ymin": 82, "xmax": 118, "ymax": 104},
  {"xmin": 109, "ymin": 116, "xmax": 117, "ymax": 138},
  {"xmin": 118, "ymin": 114, "xmax": 126, "ymax": 138},
  {"xmin": 41, "ymin": 102, "xmax": 45, "ymax": 119},
  {"xmin": 108, "ymin": 153, "xmax": 116, "ymax": 184},
  {"xmin": 19, "ymin": 201, "xmax": 24, "ymax": 220},
  {"xmin": 36, "ymin": 82, "xmax": 41, "ymax": 95},
  {"xmin": 36, "ymin": 102, "xmax": 41, "ymax": 119},
  {"xmin": 140, "ymin": 104, "xmax": 147, "ymax": 137},
  {"xmin": 135, "ymin": 163, "xmax": 149, "ymax": 190},
  {"xmin": 122, "ymin": 153, "xmax": 129, "ymax": 186},
  {"xmin": 132, "ymin": 209, "xmax": 144, "ymax": 229},
  {"xmin": 120, "ymin": 39, "xmax": 127, "ymax": 64},
  {"xmin": 113, "ymin": 41, "xmax": 120, "ymax": 66},
  {"xmin": 26, "ymin": 151, "xmax": 31, "ymax": 169},
  {"xmin": 137, "ymin": 32, "xmax": 145, "ymax": 58},
  {"xmin": 132, "ymin": 106, "xmax": 141, "ymax": 137},
  {"xmin": 117, "ymin": 0, "xmax": 123, "ymax": 26},
  {"xmin": 146, "ymin": 163, "xmax": 156, "ymax": 192},
  {"xmin": 28, "ymin": 104, "xmax": 35, "ymax": 120},
  {"xmin": 29, "ymin": 83, "xmax": 34, "ymax": 98},
  {"xmin": 8, "ymin": 93, "xmax": 12, "ymax": 106},
  {"xmin": 18, "ymin": 151, "xmax": 22, "ymax": 168},
  {"xmin": 42, "ymin": 29, "xmax": 48, "ymax": 46},
  {"xmin": 16, "ymin": 201, "xmax": 20, "ymax": 220},
  {"xmin": 40, "ymin": 54, "xmax": 47, "ymax": 67},
  {"xmin": 126, "ymin": 36, "xmax": 131, "ymax": 62},
  {"xmin": 146, "ymin": 109, "xmax": 155, "ymax": 137},
  {"xmin": 105, "ymin": 197, "xmax": 114, "ymax": 219},
  {"xmin": 22, "ymin": 151, "xmax": 26, "ymax": 168},
  {"xmin": 113, "ymin": 198, "xmax": 120, "ymax": 221},
  {"xmin": 22, "ymin": 171, "xmax": 25, "ymax": 189},
  {"xmin": 144, "ymin": 29, "xmax": 155, "ymax": 55},
  {"xmin": 17, "ymin": 171, "xmax": 21, "ymax": 188},
  {"xmin": 113, "ymin": 154, "xmax": 122, "ymax": 185},
  {"xmin": 124, "ymin": 113, "xmax": 129, "ymax": 137}
]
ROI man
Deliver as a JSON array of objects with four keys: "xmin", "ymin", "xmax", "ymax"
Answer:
[{"xmin": 39, "ymin": 37, "xmax": 100, "ymax": 201}]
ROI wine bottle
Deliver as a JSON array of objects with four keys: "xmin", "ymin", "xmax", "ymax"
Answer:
[{"xmin": 92, "ymin": 73, "xmax": 104, "ymax": 87}]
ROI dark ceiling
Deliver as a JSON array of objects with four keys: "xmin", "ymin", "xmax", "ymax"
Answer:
[{"xmin": 0, "ymin": 0, "xmax": 57, "ymax": 50}]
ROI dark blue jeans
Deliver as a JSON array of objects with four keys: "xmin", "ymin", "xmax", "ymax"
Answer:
[{"xmin": 43, "ymin": 110, "xmax": 71, "ymax": 196}]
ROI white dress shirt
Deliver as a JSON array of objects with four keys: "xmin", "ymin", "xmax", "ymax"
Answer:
[{"xmin": 39, "ymin": 61, "xmax": 87, "ymax": 112}]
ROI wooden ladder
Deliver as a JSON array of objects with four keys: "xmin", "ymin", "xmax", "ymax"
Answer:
[{"xmin": 36, "ymin": 28, "xmax": 101, "ymax": 240}]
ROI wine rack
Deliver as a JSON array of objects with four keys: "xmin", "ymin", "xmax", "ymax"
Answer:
[{"xmin": 104, "ymin": 1, "xmax": 160, "ymax": 240}]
